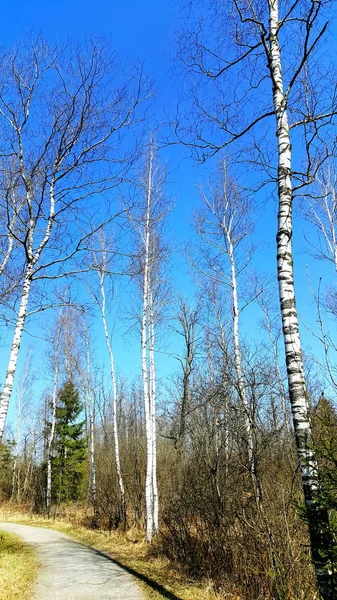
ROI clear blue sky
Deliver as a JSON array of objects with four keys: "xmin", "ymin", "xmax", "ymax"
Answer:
[
  {"xmin": 2, "ymin": 1, "xmax": 177, "ymax": 81},
  {"xmin": 1, "ymin": 0, "xmax": 336, "ymax": 431}
]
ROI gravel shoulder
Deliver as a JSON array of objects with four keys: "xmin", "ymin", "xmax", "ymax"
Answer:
[{"xmin": 0, "ymin": 522, "xmax": 147, "ymax": 600}]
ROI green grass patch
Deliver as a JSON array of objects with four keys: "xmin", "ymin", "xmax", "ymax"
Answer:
[{"xmin": 0, "ymin": 530, "xmax": 37, "ymax": 600}]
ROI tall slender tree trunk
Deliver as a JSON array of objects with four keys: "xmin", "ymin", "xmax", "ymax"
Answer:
[
  {"xmin": 177, "ymin": 303, "xmax": 196, "ymax": 450},
  {"xmin": 142, "ymin": 145, "xmax": 155, "ymax": 542},
  {"xmin": 215, "ymin": 309, "xmax": 230, "ymax": 481},
  {"xmin": 0, "ymin": 266, "xmax": 33, "ymax": 440},
  {"xmin": 99, "ymin": 272, "xmax": 126, "ymax": 528},
  {"xmin": 11, "ymin": 382, "xmax": 22, "ymax": 502},
  {"xmin": 142, "ymin": 248, "xmax": 154, "ymax": 541},
  {"xmin": 226, "ymin": 231, "xmax": 259, "ymax": 501},
  {"xmin": 88, "ymin": 401, "xmax": 99, "ymax": 524},
  {"xmin": 10, "ymin": 350, "xmax": 31, "ymax": 502},
  {"xmin": 46, "ymin": 362, "xmax": 58, "ymax": 517},
  {"xmin": 85, "ymin": 344, "xmax": 99, "ymax": 527},
  {"xmin": 268, "ymin": 1, "xmax": 334, "ymax": 596},
  {"xmin": 142, "ymin": 308, "xmax": 154, "ymax": 540},
  {"xmin": 149, "ymin": 289, "xmax": 158, "ymax": 534},
  {"xmin": 46, "ymin": 312, "xmax": 64, "ymax": 517}
]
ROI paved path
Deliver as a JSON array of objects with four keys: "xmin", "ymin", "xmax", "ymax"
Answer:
[{"xmin": 0, "ymin": 522, "xmax": 147, "ymax": 600}]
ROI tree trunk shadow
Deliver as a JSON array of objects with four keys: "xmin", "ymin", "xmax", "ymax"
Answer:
[{"xmin": 90, "ymin": 545, "xmax": 183, "ymax": 600}]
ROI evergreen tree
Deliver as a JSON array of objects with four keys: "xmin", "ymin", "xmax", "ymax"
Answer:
[
  {"xmin": 310, "ymin": 395, "xmax": 337, "ymax": 586},
  {"xmin": 0, "ymin": 440, "xmax": 14, "ymax": 499},
  {"xmin": 52, "ymin": 381, "xmax": 86, "ymax": 503}
]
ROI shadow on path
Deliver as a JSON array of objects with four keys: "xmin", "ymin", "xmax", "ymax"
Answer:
[{"xmin": 89, "ymin": 545, "xmax": 183, "ymax": 600}]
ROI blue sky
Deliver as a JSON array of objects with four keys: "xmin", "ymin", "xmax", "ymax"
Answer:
[
  {"xmin": 2, "ymin": 1, "xmax": 177, "ymax": 78},
  {"xmin": 1, "ymin": 0, "xmax": 336, "ymax": 431}
]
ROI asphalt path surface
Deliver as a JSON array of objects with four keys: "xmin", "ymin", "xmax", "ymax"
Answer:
[{"xmin": 0, "ymin": 522, "xmax": 147, "ymax": 599}]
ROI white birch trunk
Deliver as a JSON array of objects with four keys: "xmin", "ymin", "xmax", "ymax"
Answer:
[
  {"xmin": 268, "ymin": 2, "xmax": 333, "ymax": 595},
  {"xmin": 0, "ymin": 234, "xmax": 14, "ymax": 278},
  {"xmin": 84, "ymin": 341, "xmax": 99, "ymax": 525},
  {"xmin": 226, "ymin": 229, "xmax": 258, "ymax": 497},
  {"xmin": 46, "ymin": 360, "xmax": 59, "ymax": 517},
  {"xmin": 0, "ymin": 196, "xmax": 21, "ymax": 283},
  {"xmin": 11, "ymin": 350, "xmax": 32, "ymax": 501},
  {"xmin": 218, "ymin": 319, "xmax": 229, "ymax": 480},
  {"xmin": 11, "ymin": 368, "xmax": 24, "ymax": 502},
  {"xmin": 142, "ymin": 147, "xmax": 154, "ymax": 542},
  {"xmin": 142, "ymin": 294, "xmax": 153, "ymax": 541},
  {"xmin": 0, "ymin": 267, "xmax": 33, "ymax": 439},
  {"xmin": 89, "ymin": 402, "xmax": 97, "ymax": 505},
  {"xmin": 269, "ymin": 0, "xmax": 317, "ymax": 504},
  {"xmin": 98, "ymin": 270, "xmax": 126, "ymax": 526},
  {"xmin": 149, "ymin": 288, "xmax": 158, "ymax": 534},
  {"xmin": 331, "ymin": 186, "xmax": 337, "ymax": 273}
]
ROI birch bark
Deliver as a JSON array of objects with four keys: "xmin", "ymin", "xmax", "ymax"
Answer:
[
  {"xmin": 149, "ymin": 288, "xmax": 158, "ymax": 534},
  {"xmin": 127, "ymin": 137, "xmax": 167, "ymax": 541},
  {"xmin": 269, "ymin": 0, "xmax": 316, "ymax": 503},
  {"xmin": 142, "ymin": 155, "xmax": 154, "ymax": 541},
  {"xmin": 0, "ymin": 268, "xmax": 32, "ymax": 439},
  {"xmin": 10, "ymin": 351, "xmax": 30, "ymax": 502},
  {"xmin": 98, "ymin": 266, "xmax": 126, "ymax": 527},
  {"xmin": 268, "ymin": 1, "xmax": 333, "ymax": 594},
  {"xmin": 46, "ymin": 354, "xmax": 59, "ymax": 517},
  {"xmin": 84, "ymin": 338, "xmax": 99, "ymax": 527}
]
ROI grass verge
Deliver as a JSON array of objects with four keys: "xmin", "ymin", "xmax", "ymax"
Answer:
[
  {"xmin": 0, "ymin": 504, "xmax": 227, "ymax": 600},
  {"xmin": 0, "ymin": 529, "xmax": 37, "ymax": 600}
]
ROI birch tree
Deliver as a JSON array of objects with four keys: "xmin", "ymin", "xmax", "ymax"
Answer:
[
  {"xmin": 127, "ymin": 138, "xmax": 170, "ymax": 541},
  {"xmin": 0, "ymin": 190, "xmax": 23, "ymax": 309},
  {"xmin": 45, "ymin": 326, "xmax": 61, "ymax": 517},
  {"xmin": 11, "ymin": 348, "xmax": 33, "ymax": 502},
  {"xmin": 141, "ymin": 143, "xmax": 158, "ymax": 541},
  {"xmin": 193, "ymin": 163, "xmax": 260, "ymax": 500},
  {"xmin": 82, "ymin": 326, "xmax": 100, "ymax": 527},
  {"xmin": 91, "ymin": 241, "xmax": 126, "ymax": 528},
  {"xmin": 0, "ymin": 36, "xmax": 151, "ymax": 439},
  {"xmin": 177, "ymin": 1, "xmax": 337, "ymax": 594}
]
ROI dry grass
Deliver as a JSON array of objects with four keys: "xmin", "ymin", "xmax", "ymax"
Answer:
[
  {"xmin": 0, "ymin": 504, "xmax": 229, "ymax": 600},
  {"xmin": 0, "ymin": 529, "xmax": 37, "ymax": 600}
]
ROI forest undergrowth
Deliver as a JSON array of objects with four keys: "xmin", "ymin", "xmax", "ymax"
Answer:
[
  {"xmin": 0, "ymin": 498, "xmax": 318, "ymax": 600},
  {"xmin": 0, "ymin": 503, "xmax": 226, "ymax": 600}
]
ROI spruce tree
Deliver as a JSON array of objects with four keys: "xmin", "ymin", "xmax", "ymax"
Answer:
[
  {"xmin": 311, "ymin": 395, "xmax": 337, "ymax": 587},
  {"xmin": 52, "ymin": 381, "xmax": 86, "ymax": 504}
]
